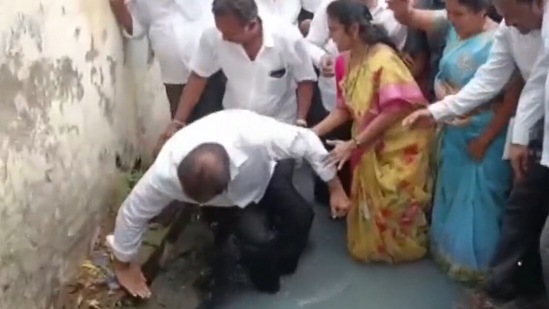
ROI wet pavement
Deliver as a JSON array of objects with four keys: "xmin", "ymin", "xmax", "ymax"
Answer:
[{"xmin": 134, "ymin": 168, "xmax": 465, "ymax": 309}]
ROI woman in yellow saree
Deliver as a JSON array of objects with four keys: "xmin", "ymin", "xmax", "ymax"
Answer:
[{"xmin": 313, "ymin": 0, "xmax": 433, "ymax": 263}]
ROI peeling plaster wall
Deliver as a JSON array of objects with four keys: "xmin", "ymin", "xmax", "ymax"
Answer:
[{"xmin": 0, "ymin": 0, "xmax": 170, "ymax": 307}]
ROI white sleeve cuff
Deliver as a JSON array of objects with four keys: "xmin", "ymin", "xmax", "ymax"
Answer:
[
  {"xmin": 315, "ymin": 165, "xmax": 337, "ymax": 183},
  {"xmin": 511, "ymin": 123, "xmax": 530, "ymax": 146},
  {"xmin": 106, "ymin": 234, "xmax": 135, "ymax": 263},
  {"xmin": 427, "ymin": 99, "xmax": 454, "ymax": 121}
]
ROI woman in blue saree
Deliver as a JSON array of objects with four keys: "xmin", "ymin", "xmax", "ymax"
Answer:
[{"xmin": 388, "ymin": 0, "xmax": 523, "ymax": 283}]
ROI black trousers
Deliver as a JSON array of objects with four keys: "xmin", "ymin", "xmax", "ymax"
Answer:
[
  {"xmin": 485, "ymin": 159, "xmax": 549, "ymax": 300},
  {"xmin": 306, "ymin": 75, "xmax": 352, "ymax": 201},
  {"xmin": 201, "ymin": 160, "xmax": 315, "ymax": 293},
  {"xmin": 164, "ymin": 70, "xmax": 226, "ymax": 121}
]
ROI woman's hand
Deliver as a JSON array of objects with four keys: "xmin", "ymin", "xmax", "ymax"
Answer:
[
  {"xmin": 468, "ymin": 136, "xmax": 489, "ymax": 162},
  {"xmin": 325, "ymin": 139, "xmax": 356, "ymax": 170}
]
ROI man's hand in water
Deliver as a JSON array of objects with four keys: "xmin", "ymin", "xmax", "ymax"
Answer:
[
  {"xmin": 327, "ymin": 177, "xmax": 351, "ymax": 218},
  {"xmin": 329, "ymin": 187, "xmax": 351, "ymax": 218},
  {"xmin": 113, "ymin": 260, "xmax": 151, "ymax": 299},
  {"xmin": 402, "ymin": 108, "xmax": 435, "ymax": 129},
  {"xmin": 153, "ymin": 120, "xmax": 185, "ymax": 157}
]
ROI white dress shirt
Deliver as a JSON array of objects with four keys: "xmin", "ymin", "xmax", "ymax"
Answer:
[
  {"xmin": 426, "ymin": 21, "xmax": 543, "ymax": 157},
  {"xmin": 124, "ymin": 0, "xmax": 214, "ymax": 84},
  {"xmin": 190, "ymin": 16, "xmax": 318, "ymax": 124},
  {"xmin": 108, "ymin": 109, "xmax": 336, "ymax": 262},
  {"xmin": 256, "ymin": 0, "xmax": 321, "ymax": 25}
]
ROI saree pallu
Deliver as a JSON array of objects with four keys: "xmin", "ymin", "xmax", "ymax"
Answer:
[
  {"xmin": 430, "ymin": 27, "xmax": 512, "ymax": 283},
  {"xmin": 335, "ymin": 47, "xmax": 434, "ymax": 263}
]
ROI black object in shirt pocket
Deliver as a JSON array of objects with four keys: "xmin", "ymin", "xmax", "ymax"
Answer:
[{"xmin": 269, "ymin": 68, "xmax": 287, "ymax": 78}]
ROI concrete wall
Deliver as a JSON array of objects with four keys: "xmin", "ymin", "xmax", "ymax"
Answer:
[{"xmin": 0, "ymin": 0, "xmax": 170, "ymax": 307}]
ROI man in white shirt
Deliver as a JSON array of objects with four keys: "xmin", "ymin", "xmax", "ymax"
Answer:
[
  {"xmin": 401, "ymin": 0, "xmax": 547, "ymax": 303},
  {"xmin": 109, "ymin": 0, "xmax": 225, "ymax": 120},
  {"xmin": 255, "ymin": 0, "xmax": 321, "ymax": 25},
  {"xmin": 156, "ymin": 0, "xmax": 317, "ymax": 145},
  {"xmin": 108, "ymin": 110, "xmax": 351, "ymax": 302}
]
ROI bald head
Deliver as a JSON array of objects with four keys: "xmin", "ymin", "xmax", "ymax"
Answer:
[{"xmin": 177, "ymin": 143, "xmax": 231, "ymax": 203}]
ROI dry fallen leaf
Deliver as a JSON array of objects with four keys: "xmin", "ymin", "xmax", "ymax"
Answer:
[
  {"xmin": 88, "ymin": 299, "xmax": 102, "ymax": 309},
  {"xmin": 75, "ymin": 294, "xmax": 84, "ymax": 308}
]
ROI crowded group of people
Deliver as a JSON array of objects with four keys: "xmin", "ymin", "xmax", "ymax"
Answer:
[{"xmin": 105, "ymin": 0, "xmax": 549, "ymax": 307}]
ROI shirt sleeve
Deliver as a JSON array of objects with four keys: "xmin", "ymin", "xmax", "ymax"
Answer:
[
  {"xmin": 301, "ymin": 0, "xmax": 321, "ymax": 13},
  {"xmin": 253, "ymin": 117, "xmax": 336, "ymax": 182},
  {"xmin": 190, "ymin": 27, "xmax": 222, "ymax": 78},
  {"xmin": 108, "ymin": 167, "xmax": 176, "ymax": 262},
  {"xmin": 305, "ymin": 2, "xmax": 331, "ymax": 66},
  {"xmin": 285, "ymin": 26, "xmax": 318, "ymax": 82},
  {"xmin": 511, "ymin": 44, "xmax": 548, "ymax": 145},
  {"xmin": 122, "ymin": 0, "xmax": 148, "ymax": 39},
  {"xmin": 428, "ymin": 23, "xmax": 516, "ymax": 121}
]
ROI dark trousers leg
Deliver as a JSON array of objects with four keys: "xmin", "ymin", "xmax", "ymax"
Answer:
[
  {"xmin": 306, "ymin": 81, "xmax": 352, "ymax": 202},
  {"xmin": 259, "ymin": 159, "xmax": 315, "ymax": 273},
  {"xmin": 200, "ymin": 203, "xmax": 280, "ymax": 293},
  {"xmin": 235, "ymin": 160, "xmax": 315, "ymax": 293},
  {"xmin": 164, "ymin": 70, "xmax": 226, "ymax": 121},
  {"xmin": 485, "ymin": 162, "xmax": 549, "ymax": 300},
  {"xmin": 199, "ymin": 206, "xmax": 241, "ymax": 285},
  {"xmin": 233, "ymin": 204, "xmax": 280, "ymax": 293}
]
